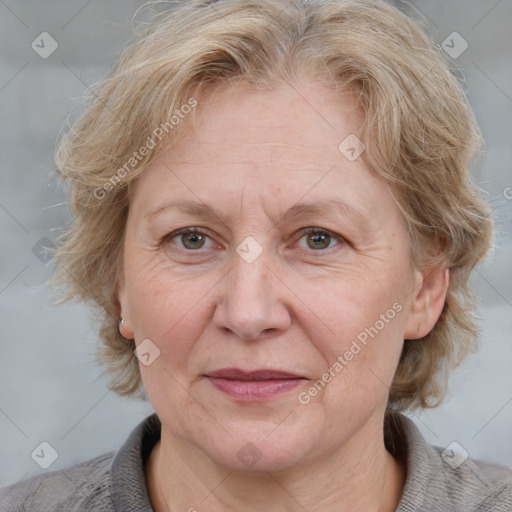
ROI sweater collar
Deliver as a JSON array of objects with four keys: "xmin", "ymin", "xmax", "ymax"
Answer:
[
  {"xmin": 109, "ymin": 411, "xmax": 432, "ymax": 511},
  {"xmin": 110, "ymin": 412, "xmax": 161, "ymax": 512},
  {"xmin": 388, "ymin": 412, "xmax": 432, "ymax": 511}
]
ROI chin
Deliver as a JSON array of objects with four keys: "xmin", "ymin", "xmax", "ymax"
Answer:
[{"xmin": 194, "ymin": 418, "xmax": 323, "ymax": 473}]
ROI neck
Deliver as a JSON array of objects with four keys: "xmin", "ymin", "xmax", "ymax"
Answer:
[{"xmin": 146, "ymin": 416, "xmax": 405, "ymax": 512}]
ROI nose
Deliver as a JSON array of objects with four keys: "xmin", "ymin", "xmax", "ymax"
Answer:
[{"xmin": 212, "ymin": 247, "xmax": 291, "ymax": 340}]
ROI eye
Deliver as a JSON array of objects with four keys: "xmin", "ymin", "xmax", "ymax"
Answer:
[
  {"xmin": 163, "ymin": 227, "xmax": 215, "ymax": 251},
  {"xmin": 295, "ymin": 227, "xmax": 344, "ymax": 251},
  {"xmin": 162, "ymin": 227, "xmax": 345, "ymax": 254}
]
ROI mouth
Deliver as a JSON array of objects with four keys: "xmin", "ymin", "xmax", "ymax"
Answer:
[{"xmin": 204, "ymin": 368, "xmax": 307, "ymax": 402}]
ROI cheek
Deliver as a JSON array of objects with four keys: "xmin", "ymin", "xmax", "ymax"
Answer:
[
  {"xmin": 125, "ymin": 252, "xmax": 217, "ymax": 366},
  {"xmin": 304, "ymin": 270, "xmax": 406, "ymax": 341},
  {"xmin": 298, "ymin": 275, "xmax": 407, "ymax": 398}
]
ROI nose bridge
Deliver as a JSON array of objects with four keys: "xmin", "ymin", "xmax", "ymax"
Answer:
[
  {"xmin": 231, "ymin": 242, "xmax": 268, "ymax": 299},
  {"xmin": 229, "ymin": 240, "xmax": 271, "ymax": 315},
  {"xmin": 213, "ymin": 237, "xmax": 290, "ymax": 339}
]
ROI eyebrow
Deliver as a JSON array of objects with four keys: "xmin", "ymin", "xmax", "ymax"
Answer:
[{"xmin": 146, "ymin": 198, "xmax": 371, "ymax": 229}]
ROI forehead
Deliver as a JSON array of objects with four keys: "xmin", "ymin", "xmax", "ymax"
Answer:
[
  {"xmin": 171, "ymin": 78, "xmax": 364, "ymax": 165},
  {"xmin": 129, "ymin": 78, "xmax": 399, "ymax": 230}
]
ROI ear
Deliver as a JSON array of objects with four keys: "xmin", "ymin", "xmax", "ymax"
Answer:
[
  {"xmin": 404, "ymin": 265, "xmax": 449, "ymax": 340},
  {"xmin": 117, "ymin": 271, "xmax": 135, "ymax": 340}
]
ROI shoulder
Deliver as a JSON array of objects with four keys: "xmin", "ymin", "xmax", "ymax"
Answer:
[
  {"xmin": 427, "ymin": 445, "xmax": 512, "ymax": 511},
  {"xmin": 0, "ymin": 451, "xmax": 115, "ymax": 512},
  {"xmin": 0, "ymin": 413, "xmax": 160, "ymax": 512},
  {"xmin": 389, "ymin": 413, "xmax": 512, "ymax": 512}
]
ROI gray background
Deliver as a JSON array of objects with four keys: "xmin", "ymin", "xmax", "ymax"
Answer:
[{"xmin": 1, "ymin": 0, "xmax": 511, "ymax": 488}]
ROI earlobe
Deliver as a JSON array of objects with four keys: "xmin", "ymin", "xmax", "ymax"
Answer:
[
  {"xmin": 118, "ymin": 314, "xmax": 135, "ymax": 340},
  {"xmin": 117, "ymin": 277, "xmax": 135, "ymax": 340},
  {"xmin": 404, "ymin": 266, "xmax": 449, "ymax": 340}
]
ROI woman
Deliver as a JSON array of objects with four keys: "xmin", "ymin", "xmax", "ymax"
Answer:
[{"xmin": 1, "ymin": 0, "xmax": 511, "ymax": 510}]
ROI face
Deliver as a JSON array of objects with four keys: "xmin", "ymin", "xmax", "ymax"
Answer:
[{"xmin": 118, "ymin": 78, "xmax": 429, "ymax": 472}]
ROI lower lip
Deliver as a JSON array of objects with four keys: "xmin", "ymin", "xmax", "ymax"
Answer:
[{"xmin": 207, "ymin": 377, "xmax": 305, "ymax": 401}]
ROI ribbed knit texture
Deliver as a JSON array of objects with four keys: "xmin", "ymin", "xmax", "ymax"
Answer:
[{"xmin": 1, "ymin": 412, "xmax": 510, "ymax": 511}]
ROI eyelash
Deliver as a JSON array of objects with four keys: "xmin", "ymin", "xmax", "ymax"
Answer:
[{"xmin": 161, "ymin": 227, "xmax": 345, "ymax": 254}]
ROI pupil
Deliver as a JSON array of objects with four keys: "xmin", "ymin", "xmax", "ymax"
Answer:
[
  {"xmin": 309, "ymin": 233, "xmax": 329, "ymax": 249},
  {"xmin": 181, "ymin": 232, "xmax": 330, "ymax": 250},
  {"xmin": 185, "ymin": 233, "xmax": 204, "ymax": 248}
]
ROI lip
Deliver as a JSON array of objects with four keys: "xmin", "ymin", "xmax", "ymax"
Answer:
[
  {"xmin": 205, "ymin": 368, "xmax": 307, "ymax": 402},
  {"xmin": 206, "ymin": 368, "xmax": 304, "ymax": 380}
]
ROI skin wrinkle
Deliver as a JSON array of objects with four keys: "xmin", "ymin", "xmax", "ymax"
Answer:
[
  {"xmin": 143, "ymin": 198, "xmax": 377, "ymax": 248},
  {"xmin": 118, "ymin": 79, "xmax": 446, "ymax": 512}
]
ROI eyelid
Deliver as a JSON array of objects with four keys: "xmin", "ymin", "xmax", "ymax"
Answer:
[
  {"xmin": 162, "ymin": 226, "xmax": 346, "ymax": 254},
  {"xmin": 162, "ymin": 227, "xmax": 215, "ymax": 249},
  {"xmin": 292, "ymin": 227, "xmax": 345, "ymax": 251}
]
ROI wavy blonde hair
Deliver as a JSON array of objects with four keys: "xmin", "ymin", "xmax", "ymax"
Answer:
[{"xmin": 52, "ymin": 0, "xmax": 493, "ymax": 410}]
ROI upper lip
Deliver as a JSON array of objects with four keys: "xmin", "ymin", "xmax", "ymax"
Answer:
[{"xmin": 206, "ymin": 368, "xmax": 305, "ymax": 380}]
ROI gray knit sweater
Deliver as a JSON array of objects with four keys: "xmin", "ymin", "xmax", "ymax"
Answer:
[{"xmin": 1, "ymin": 412, "xmax": 511, "ymax": 511}]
